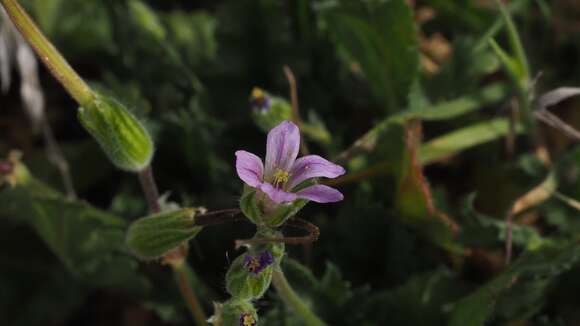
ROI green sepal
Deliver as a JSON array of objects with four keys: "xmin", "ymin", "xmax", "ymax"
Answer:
[
  {"xmin": 126, "ymin": 208, "xmax": 202, "ymax": 259},
  {"xmin": 78, "ymin": 92, "xmax": 154, "ymax": 172},
  {"xmin": 254, "ymin": 228, "xmax": 285, "ymax": 263},
  {"xmin": 265, "ymin": 199, "xmax": 308, "ymax": 228},
  {"xmin": 225, "ymin": 253, "xmax": 273, "ymax": 300},
  {"xmin": 240, "ymin": 186, "xmax": 262, "ymax": 224},
  {"xmin": 252, "ymin": 96, "xmax": 292, "ymax": 132},
  {"xmin": 239, "ymin": 185, "xmax": 309, "ymax": 227},
  {"xmin": 225, "ymin": 228, "xmax": 285, "ymax": 300},
  {"xmin": 211, "ymin": 300, "xmax": 258, "ymax": 326}
]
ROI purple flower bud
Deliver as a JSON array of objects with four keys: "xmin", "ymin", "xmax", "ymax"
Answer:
[
  {"xmin": 250, "ymin": 87, "xmax": 271, "ymax": 113},
  {"xmin": 243, "ymin": 250, "xmax": 274, "ymax": 275}
]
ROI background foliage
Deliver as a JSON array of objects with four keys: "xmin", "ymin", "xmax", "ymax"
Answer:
[{"xmin": 3, "ymin": 0, "xmax": 580, "ymax": 325}]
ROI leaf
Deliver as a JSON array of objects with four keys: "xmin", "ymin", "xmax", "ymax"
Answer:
[
  {"xmin": 0, "ymin": 174, "xmax": 148, "ymax": 292},
  {"xmin": 450, "ymin": 239, "xmax": 580, "ymax": 325},
  {"xmin": 510, "ymin": 171, "xmax": 557, "ymax": 216},
  {"xmin": 395, "ymin": 121, "xmax": 463, "ymax": 253},
  {"xmin": 335, "ymin": 82, "xmax": 511, "ymax": 164},
  {"xmin": 319, "ymin": 0, "xmax": 419, "ymax": 111},
  {"xmin": 460, "ymin": 194, "xmax": 545, "ymax": 250},
  {"xmin": 419, "ymin": 118, "xmax": 524, "ymax": 165},
  {"xmin": 128, "ymin": 0, "xmax": 166, "ymax": 41}
]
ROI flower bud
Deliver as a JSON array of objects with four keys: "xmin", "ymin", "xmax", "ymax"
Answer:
[
  {"xmin": 225, "ymin": 250, "xmax": 274, "ymax": 300},
  {"xmin": 78, "ymin": 93, "xmax": 154, "ymax": 172},
  {"xmin": 249, "ymin": 87, "xmax": 292, "ymax": 132},
  {"xmin": 126, "ymin": 208, "xmax": 202, "ymax": 259},
  {"xmin": 211, "ymin": 300, "xmax": 258, "ymax": 326}
]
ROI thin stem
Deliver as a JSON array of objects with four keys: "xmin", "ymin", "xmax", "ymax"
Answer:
[
  {"xmin": 283, "ymin": 65, "xmax": 310, "ymax": 155},
  {"xmin": 0, "ymin": 0, "xmax": 95, "ymax": 107},
  {"xmin": 173, "ymin": 263, "xmax": 208, "ymax": 326},
  {"xmin": 271, "ymin": 268, "xmax": 326, "ymax": 326},
  {"xmin": 42, "ymin": 121, "xmax": 76, "ymax": 199},
  {"xmin": 137, "ymin": 165, "xmax": 207, "ymax": 325},
  {"xmin": 138, "ymin": 165, "xmax": 161, "ymax": 213}
]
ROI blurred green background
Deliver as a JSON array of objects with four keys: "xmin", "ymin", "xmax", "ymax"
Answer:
[{"xmin": 3, "ymin": 0, "xmax": 580, "ymax": 325}]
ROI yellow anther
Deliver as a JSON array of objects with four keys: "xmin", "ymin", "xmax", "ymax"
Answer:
[
  {"xmin": 243, "ymin": 314, "xmax": 256, "ymax": 326},
  {"xmin": 273, "ymin": 169, "xmax": 290, "ymax": 186},
  {"xmin": 251, "ymin": 87, "xmax": 265, "ymax": 100},
  {"xmin": 246, "ymin": 257, "xmax": 260, "ymax": 273}
]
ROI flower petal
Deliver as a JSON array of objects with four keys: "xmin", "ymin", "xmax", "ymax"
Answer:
[
  {"xmin": 260, "ymin": 182, "xmax": 297, "ymax": 203},
  {"xmin": 265, "ymin": 120, "xmax": 300, "ymax": 177},
  {"xmin": 288, "ymin": 155, "xmax": 345, "ymax": 189},
  {"xmin": 235, "ymin": 150, "xmax": 264, "ymax": 187},
  {"xmin": 295, "ymin": 185, "xmax": 344, "ymax": 203}
]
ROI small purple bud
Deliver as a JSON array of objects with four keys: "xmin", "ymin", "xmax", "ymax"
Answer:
[
  {"xmin": 250, "ymin": 87, "xmax": 271, "ymax": 112},
  {"xmin": 239, "ymin": 312, "xmax": 257, "ymax": 326},
  {"xmin": 258, "ymin": 250, "xmax": 274, "ymax": 267},
  {"xmin": 243, "ymin": 250, "xmax": 274, "ymax": 275}
]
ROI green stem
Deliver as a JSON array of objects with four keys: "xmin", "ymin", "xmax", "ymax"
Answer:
[
  {"xmin": 271, "ymin": 267, "xmax": 326, "ymax": 326},
  {"xmin": 137, "ymin": 164, "xmax": 207, "ymax": 325},
  {"xmin": 173, "ymin": 263, "xmax": 208, "ymax": 326},
  {"xmin": 0, "ymin": 0, "xmax": 95, "ymax": 107}
]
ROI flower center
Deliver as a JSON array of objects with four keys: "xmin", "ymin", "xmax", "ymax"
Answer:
[
  {"xmin": 244, "ymin": 257, "xmax": 261, "ymax": 273},
  {"xmin": 272, "ymin": 169, "xmax": 290, "ymax": 188},
  {"xmin": 240, "ymin": 313, "xmax": 256, "ymax": 326}
]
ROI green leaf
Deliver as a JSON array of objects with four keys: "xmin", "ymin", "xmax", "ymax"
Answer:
[
  {"xmin": 336, "ymin": 82, "xmax": 511, "ymax": 163},
  {"xmin": 0, "ymin": 177, "xmax": 148, "ymax": 292},
  {"xmin": 320, "ymin": 0, "xmax": 419, "ymax": 111},
  {"xmin": 450, "ymin": 239, "xmax": 580, "ymax": 325},
  {"xmin": 419, "ymin": 118, "xmax": 524, "ymax": 165},
  {"xmin": 128, "ymin": 0, "xmax": 166, "ymax": 41},
  {"xmin": 460, "ymin": 193, "xmax": 545, "ymax": 250},
  {"xmin": 126, "ymin": 208, "xmax": 202, "ymax": 259}
]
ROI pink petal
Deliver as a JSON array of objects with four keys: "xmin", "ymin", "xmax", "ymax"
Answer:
[
  {"xmin": 235, "ymin": 150, "xmax": 264, "ymax": 187},
  {"xmin": 260, "ymin": 182, "xmax": 297, "ymax": 203},
  {"xmin": 265, "ymin": 121, "xmax": 300, "ymax": 177},
  {"xmin": 288, "ymin": 155, "xmax": 345, "ymax": 190},
  {"xmin": 295, "ymin": 185, "xmax": 344, "ymax": 203}
]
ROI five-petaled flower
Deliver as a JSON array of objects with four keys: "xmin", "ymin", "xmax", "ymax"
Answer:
[{"xmin": 236, "ymin": 120, "xmax": 345, "ymax": 204}]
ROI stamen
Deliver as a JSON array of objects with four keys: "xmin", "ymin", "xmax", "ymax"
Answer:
[
  {"xmin": 239, "ymin": 312, "xmax": 257, "ymax": 326},
  {"xmin": 272, "ymin": 169, "xmax": 290, "ymax": 188}
]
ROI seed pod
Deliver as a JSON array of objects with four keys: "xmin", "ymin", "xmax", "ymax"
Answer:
[
  {"xmin": 78, "ymin": 93, "xmax": 154, "ymax": 172},
  {"xmin": 126, "ymin": 208, "xmax": 201, "ymax": 259}
]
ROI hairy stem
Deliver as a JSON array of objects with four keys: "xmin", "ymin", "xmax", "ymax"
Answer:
[
  {"xmin": 173, "ymin": 262, "xmax": 208, "ymax": 326},
  {"xmin": 0, "ymin": 0, "xmax": 95, "ymax": 107},
  {"xmin": 137, "ymin": 165, "xmax": 207, "ymax": 325},
  {"xmin": 137, "ymin": 165, "xmax": 161, "ymax": 213},
  {"xmin": 271, "ymin": 267, "xmax": 326, "ymax": 326}
]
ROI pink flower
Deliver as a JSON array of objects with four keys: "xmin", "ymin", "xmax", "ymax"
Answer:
[{"xmin": 235, "ymin": 121, "xmax": 345, "ymax": 204}]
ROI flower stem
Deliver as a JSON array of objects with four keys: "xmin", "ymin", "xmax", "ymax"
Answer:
[
  {"xmin": 137, "ymin": 165, "xmax": 207, "ymax": 325},
  {"xmin": 0, "ymin": 0, "xmax": 95, "ymax": 107},
  {"xmin": 137, "ymin": 165, "xmax": 161, "ymax": 213},
  {"xmin": 271, "ymin": 267, "xmax": 326, "ymax": 326},
  {"xmin": 173, "ymin": 262, "xmax": 208, "ymax": 326}
]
